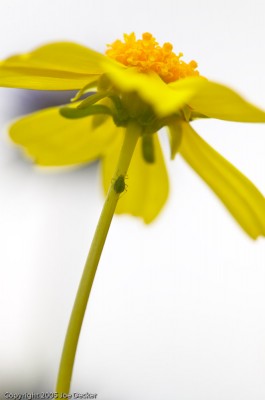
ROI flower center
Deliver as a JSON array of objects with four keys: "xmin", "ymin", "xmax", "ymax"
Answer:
[{"xmin": 106, "ymin": 32, "xmax": 199, "ymax": 83}]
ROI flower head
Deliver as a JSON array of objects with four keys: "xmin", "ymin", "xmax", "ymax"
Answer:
[
  {"xmin": 106, "ymin": 32, "xmax": 199, "ymax": 83},
  {"xmin": 1, "ymin": 33, "xmax": 265, "ymax": 238}
]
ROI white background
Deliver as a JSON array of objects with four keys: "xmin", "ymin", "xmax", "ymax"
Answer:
[{"xmin": 0, "ymin": 0, "xmax": 265, "ymax": 399}]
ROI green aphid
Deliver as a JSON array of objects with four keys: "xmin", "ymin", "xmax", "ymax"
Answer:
[{"xmin": 114, "ymin": 175, "xmax": 126, "ymax": 194}]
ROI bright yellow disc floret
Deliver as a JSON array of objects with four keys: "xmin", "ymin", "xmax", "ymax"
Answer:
[{"xmin": 106, "ymin": 32, "xmax": 199, "ymax": 83}]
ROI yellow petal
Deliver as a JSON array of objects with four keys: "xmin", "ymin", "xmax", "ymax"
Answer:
[
  {"xmin": 182, "ymin": 79, "xmax": 265, "ymax": 122},
  {"xmin": 103, "ymin": 63, "xmax": 204, "ymax": 117},
  {"xmin": 102, "ymin": 132, "xmax": 169, "ymax": 223},
  {"xmin": 9, "ymin": 105, "xmax": 118, "ymax": 166},
  {"xmin": 179, "ymin": 122, "xmax": 265, "ymax": 238},
  {"xmin": 0, "ymin": 42, "xmax": 107, "ymax": 90}
]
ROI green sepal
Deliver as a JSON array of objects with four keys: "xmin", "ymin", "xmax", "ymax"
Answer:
[
  {"xmin": 142, "ymin": 133, "xmax": 155, "ymax": 163},
  {"xmin": 77, "ymin": 91, "xmax": 109, "ymax": 109},
  {"xmin": 182, "ymin": 106, "xmax": 192, "ymax": 122},
  {"xmin": 71, "ymin": 81, "xmax": 98, "ymax": 102},
  {"xmin": 60, "ymin": 104, "xmax": 113, "ymax": 119},
  {"xmin": 190, "ymin": 111, "xmax": 210, "ymax": 120},
  {"xmin": 168, "ymin": 122, "xmax": 182, "ymax": 159},
  {"xmin": 108, "ymin": 95, "xmax": 129, "ymax": 126}
]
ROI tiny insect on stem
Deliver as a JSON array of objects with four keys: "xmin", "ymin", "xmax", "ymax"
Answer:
[{"xmin": 113, "ymin": 175, "xmax": 126, "ymax": 194}]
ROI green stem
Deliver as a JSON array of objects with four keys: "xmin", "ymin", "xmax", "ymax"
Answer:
[{"xmin": 56, "ymin": 121, "xmax": 141, "ymax": 394}]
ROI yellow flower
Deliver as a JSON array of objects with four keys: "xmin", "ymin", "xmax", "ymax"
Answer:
[{"xmin": 1, "ymin": 32, "xmax": 265, "ymax": 238}]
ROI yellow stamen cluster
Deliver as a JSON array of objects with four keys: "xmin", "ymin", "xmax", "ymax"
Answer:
[{"xmin": 106, "ymin": 32, "xmax": 199, "ymax": 83}]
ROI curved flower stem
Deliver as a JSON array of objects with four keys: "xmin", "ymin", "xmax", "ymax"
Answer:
[{"xmin": 56, "ymin": 121, "xmax": 142, "ymax": 394}]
